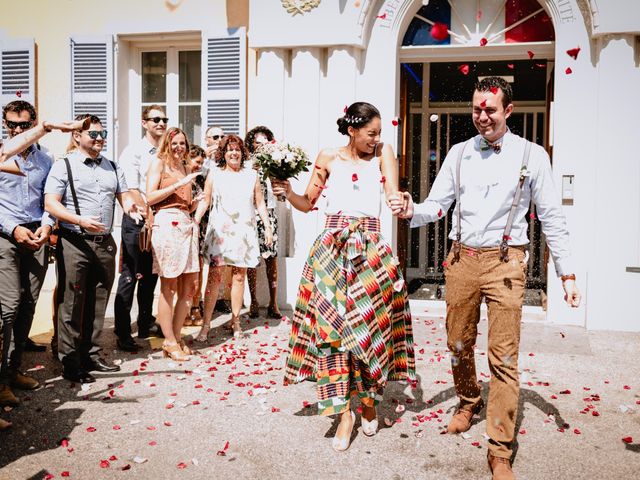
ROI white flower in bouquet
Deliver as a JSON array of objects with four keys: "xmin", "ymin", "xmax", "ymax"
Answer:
[{"xmin": 252, "ymin": 140, "xmax": 311, "ymax": 201}]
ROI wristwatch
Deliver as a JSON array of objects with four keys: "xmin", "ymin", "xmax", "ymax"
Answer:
[{"xmin": 560, "ymin": 273, "xmax": 576, "ymax": 281}]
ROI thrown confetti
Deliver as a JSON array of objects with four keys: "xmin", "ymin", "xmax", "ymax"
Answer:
[{"xmin": 566, "ymin": 47, "xmax": 581, "ymax": 60}]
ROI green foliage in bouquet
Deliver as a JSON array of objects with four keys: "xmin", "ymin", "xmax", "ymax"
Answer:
[{"xmin": 253, "ymin": 141, "xmax": 311, "ymax": 181}]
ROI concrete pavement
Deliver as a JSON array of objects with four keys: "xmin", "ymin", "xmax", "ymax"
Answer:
[{"xmin": 1, "ymin": 283, "xmax": 639, "ymax": 479}]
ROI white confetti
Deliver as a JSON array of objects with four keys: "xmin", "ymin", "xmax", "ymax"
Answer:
[
  {"xmin": 395, "ymin": 404, "xmax": 405, "ymax": 413},
  {"xmin": 461, "ymin": 432, "xmax": 471, "ymax": 439},
  {"xmin": 133, "ymin": 456, "xmax": 148, "ymax": 464}
]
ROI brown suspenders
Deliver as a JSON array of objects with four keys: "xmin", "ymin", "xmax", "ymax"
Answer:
[{"xmin": 453, "ymin": 138, "xmax": 532, "ymax": 263}]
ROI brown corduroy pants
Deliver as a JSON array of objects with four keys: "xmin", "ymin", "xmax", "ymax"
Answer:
[{"xmin": 445, "ymin": 244, "xmax": 527, "ymax": 459}]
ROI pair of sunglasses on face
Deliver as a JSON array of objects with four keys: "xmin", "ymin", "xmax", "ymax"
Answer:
[
  {"xmin": 6, "ymin": 120, "xmax": 33, "ymax": 130},
  {"xmin": 85, "ymin": 130, "xmax": 108, "ymax": 140},
  {"xmin": 145, "ymin": 117, "xmax": 169, "ymax": 124}
]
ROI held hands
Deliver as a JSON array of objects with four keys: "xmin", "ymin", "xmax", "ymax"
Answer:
[
  {"xmin": 270, "ymin": 179, "xmax": 291, "ymax": 200},
  {"xmin": 78, "ymin": 216, "xmax": 105, "ymax": 233},
  {"xmin": 562, "ymin": 279, "xmax": 581, "ymax": 308},
  {"xmin": 386, "ymin": 192, "xmax": 414, "ymax": 219}
]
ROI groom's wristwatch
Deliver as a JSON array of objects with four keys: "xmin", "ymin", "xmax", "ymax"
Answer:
[{"xmin": 560, "ymin": 273, "xmax": 576, "ymax": 281}]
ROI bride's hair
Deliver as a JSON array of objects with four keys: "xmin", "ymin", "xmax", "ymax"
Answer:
[{"xmin": 337, "ymin": 102, "xmax": 380, "ymax": 136}]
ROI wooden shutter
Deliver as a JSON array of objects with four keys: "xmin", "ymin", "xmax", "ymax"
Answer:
[
  {"xmin": 0, "ymin": 38, "xmax": 35, "ymax": 139},
  {"xmin": 70, "ymin": 35, "xmax": 114, "ymax": 158},
  {"xmin": 202, "ymin": 28, "xmax": 246, "ymax": 137}
]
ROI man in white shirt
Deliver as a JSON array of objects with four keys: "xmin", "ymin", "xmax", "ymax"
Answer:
[
  {"xmin": 399, "ymin": 77, "xmax": 580, "ymax": 480},
  {"xmin": 114, "ymin": 105, "xmax": 167, "ymax": 350}
]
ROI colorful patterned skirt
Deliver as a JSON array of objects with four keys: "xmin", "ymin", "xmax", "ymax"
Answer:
[{"xmin": 284, "ymin": 215, "xmax": 415, "ymax": 416}]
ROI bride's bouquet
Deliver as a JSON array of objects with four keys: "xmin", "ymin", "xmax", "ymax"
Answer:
[{"xmin": 252, "ymin": 141, "xmax": 311, "ymax": 200}]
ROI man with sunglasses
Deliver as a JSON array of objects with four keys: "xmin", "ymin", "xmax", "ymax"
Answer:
[
  {"xmin": 0, "ymin": 100, "xmax": 56, "ymax": 408},
  {"xmin": 44, "ymin": 115, "xmax": 143, "ymax": 383},
  {"xmin": 114, "ymin": 105, "xmax": 167, "ymax": 351}
]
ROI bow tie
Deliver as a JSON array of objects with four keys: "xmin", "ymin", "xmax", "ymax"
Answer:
[
  {"xmin": 480, "ymin": 139, "xmax": 502, "ymax": 153},
  {"xmin": 84, "ymin": 156, "xmax": 102, "ymax": 165}
]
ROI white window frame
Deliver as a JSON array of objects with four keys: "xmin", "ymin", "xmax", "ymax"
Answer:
[{"xmin": 128, "ymin": 38, "xmax": 201, "ymax": 143}]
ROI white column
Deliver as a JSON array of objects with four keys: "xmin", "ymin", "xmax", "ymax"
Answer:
[{"xmin": 248, "ymin": 48, "xmax": 286, "ymax": 138}]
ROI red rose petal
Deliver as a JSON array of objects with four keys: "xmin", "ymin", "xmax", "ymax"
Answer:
[
  {"xmin": 380, "ymin": 176, "xmax": 386, "ymax": 183},
  {"xmin": 529, "ymin": 212, "xmax": 536, "ymax": 219},
  {"xmin": 479, "ymin": 37, "xmax": 488, "ymax": 47},
  {"xmin": 565, "ymin": 67, "xmax": 572, "ymax": 75},
  {"xmin": 216, "ymin": 440, "xmax": 230, "ymax": 456},
  {"xmin": 86, "ymin": 427, "xmax": 96, "ymax": 432},
  {"xmin": 573, "ymin": 428, "xmax": 581, "ymax": 435},
  {"xmin": 352, "ymin": 173, "xmax": 358, "ymax": 182},
  {"xmin": 527, "ymin": 50, "xmax": 535, "ymax": 59},
  {"xmin": 177, "ymin": 462, "xmax": 187, "ymax": 469},
  {"xmin": 559, "ymin": 389, "xmax": 571, "ymax": 394},
  {"xmin": 61, "ymin": 472, "xmax": 70, "ymax": 477},
  {"xmin": 100, "ymin": 460, "xmax": 110, "ymax": 468},
  {"xmin": 376, "ymin": 13, "xmax": 387, "ymax": 20},
  {"xmin": 622, "ymin": 436, "xmax": 633, "ymax": 444},
  {"xmin": 391, "ymin": 119, "xmax": 399, "ymax": 126},
  {"xmin": 44, "ymin": 475, "xmax": 55, "ymax": 480},
  {"xmin": 471, "ymin": 441, "xmax": 480, "ymax": 447},
  {"xmin": 480, "ymin": 100, "xmax": 487, "ymax": 108},
  {"xmin": 112, "ymin": 425, "xmax": 121, "ymax": 430},
  {"xmin": 171, "ymin": 221, "xmax": 179, "ymax": 227},
  {"xmin": 430, "ymin": 22, "xmax": 449, "ymax": 42},
  {"xmin": 149, "ymin": 441, "xmax": 157, "ymax": 446},
  {"xmin": 490, "ymin": 86, "xmax": 499, "ymax": 95},
  {"xmin": 121, "ymin": 464, "xmax": 131, "ymax": 471},
  {"xmin": 623, "ymin": 385, "xmax": 631, "ymax": 390},
  {"xmin": 343, "ymin": 105, "xmax": 348, "ymax": 113},
  {"xmin": 271, "ymin": 407, "xmax": 280, "ymax": 412},
  {"xmin": 16, "ymin": 90, "xmax": 22, "ymax": 98},
  {"xmin": 437, "ymin": 209, "xmax": 443, "ymax": 218},
  {"xmin": 507, "ymin": 64, "xmax": 515, "ymax": 69},
  {"xmin": 458, "ymin": 64, "xmax": 470, "ymax": 75},
  {"xmin": 60, "ymin": 438, "xmax": 70, "ymax": 447},
  {"xmin": 566, "ymin": 47, "xmax": 581, "ymax": 60}
]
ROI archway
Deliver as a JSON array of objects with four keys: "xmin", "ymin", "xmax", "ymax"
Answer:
[{"xmin": 396, "ymin": 0, "xmax": 556, "ymax": 306}]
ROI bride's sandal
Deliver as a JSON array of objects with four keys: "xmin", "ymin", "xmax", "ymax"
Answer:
[
  {"xmin": 361, "ymin": 407, "xmax": 378, "ymax": 437},
  {"xmin": 231, "ymin": 317, "xmax": 242, "ymax": 339},
  {"xmin": 162, "ymin": 342, "xmax": 190, "ymax": 361},
  {"xmin": 332, "ymin": 411, "xmax": 356, "ymax": 452},
  {"xmin": 179, "ymin": 340, "xmax": 194, "ymax": 355}
]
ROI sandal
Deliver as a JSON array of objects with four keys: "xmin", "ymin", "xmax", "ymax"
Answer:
[
  {"xmin": 231, "ymin": 317, "xmax": 243, "ymax": 339},
  {"xmin": 162, "ymin": 341, "xmax": 190, "ymax": 361},
  {"xmin": 195, "ymin": 324, "xmax": 211, "ymax": 342},
  {"xmin": 267, "ymin": 306, "xmax": 282, "ymax": 319},
  {"xmin": 179, "ymin": 340, "xmax": 194, "ymax": 355},
  {"xmin": 248, "ymin": 302, "xmax": 260, "ymax": 319}
]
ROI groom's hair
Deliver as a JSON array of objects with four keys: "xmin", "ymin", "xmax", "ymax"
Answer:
[{"xmin": 474, "ymin": 77, "xmax": 513, "ymax": 109}]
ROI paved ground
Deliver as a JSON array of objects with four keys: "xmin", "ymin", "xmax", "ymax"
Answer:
[{"xmin": 1, "ymin": 287, "xmax": 640, "ymax": 479}]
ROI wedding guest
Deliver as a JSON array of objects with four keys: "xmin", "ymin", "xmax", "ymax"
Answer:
[
  {"xmin": 195, "ymin": 135, "xmax": 272, "ymax": 340},
  {"xmin": 146, "ymin": 128, "xmax": 201, "ymax": 361},
  {"xmin": 245, "ymin": 126, "xmax": 281, "ymax": 319},
  {"xmin": 45, "ymin": 114, "xmax": 143, "ymax": 383},
  {"xmin": 0, "ymin": 101, "xmax": 70, "ymax": 413},
  {"xmin": 204, "ymin": 125, "xmax": 232, "ymax": 314},
  {"xmin": 272, "ymin": 102, "xmax": 415, "ymax": 452},
  {"xmin": 398, "ymin": 77, "xmax": 580, "ymax": 480},
  {"xmin": 114, "ymin": 105, "xmax": 167, "ymax": 351},
  {"xmin": 184, "ymin": 144, "xmax": 206, "ymax": 327}
]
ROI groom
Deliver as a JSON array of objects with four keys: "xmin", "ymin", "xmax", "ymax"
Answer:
[{"xmin": 398, "ymin": 77, "xmax": 580, "ymax": 480}]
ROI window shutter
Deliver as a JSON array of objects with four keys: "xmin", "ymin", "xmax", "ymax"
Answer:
[
  {"xmin": 202, "ymin": 28, "xmax": 246, "ymax": 137},
  {"xmin": 70, "ymin": 35, "xmax": 114, "ymax": 158},
  {"xmin": 0, "ymin": 38, "xmax": 35, "ymax": 139}
]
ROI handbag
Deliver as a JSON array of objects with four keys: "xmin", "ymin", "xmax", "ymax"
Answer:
[{"xmin": 138, "ymin": 207, "xmax": 154, "ymax": 252}]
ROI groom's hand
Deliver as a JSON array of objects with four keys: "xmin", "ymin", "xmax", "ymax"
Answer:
[{"xmin": 397, "ymin": 192, "xmax": 414, "ymax": 219}]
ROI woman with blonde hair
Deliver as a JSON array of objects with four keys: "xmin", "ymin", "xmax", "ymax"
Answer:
[{"xmin": 146, "ymin": 127, "xmax": 201, "ymax": 361}]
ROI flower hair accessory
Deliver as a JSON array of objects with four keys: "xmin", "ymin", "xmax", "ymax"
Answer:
[{"xmin": 344, "ymin": 115, "xmax": 363, "ymax": 124}]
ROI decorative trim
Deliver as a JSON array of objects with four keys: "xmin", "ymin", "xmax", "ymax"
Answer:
[{"xmin": 281, "ymin": 0, "xmax": 321, "ymax": 16}]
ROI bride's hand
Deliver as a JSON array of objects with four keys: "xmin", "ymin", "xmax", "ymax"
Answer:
[{"xmin": 271, "ymin": 179, "xmax": 291, "ymax": 199}]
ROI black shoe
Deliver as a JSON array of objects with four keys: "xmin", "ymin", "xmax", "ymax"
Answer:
[
  {"xmin": 138, "ymin": 323, "xmax": 164, "ymax": 339},
  {"xmin": 83, "ymin": 358, "xmax": 121, "ymax": 373},
  {"xmin": 116, "ymin": 337, "xmax": 140, "ymax": 353},
  {"xmin": 214, "ymin": 299, "xmax": 232, "ymax": 314},
  {"xmin": 62, "ymin": 368, "xmax": 96, "ymax": 384},
  {"xmin": 24, "ymin": 338, "xmax": 47, "ymax": 352}
]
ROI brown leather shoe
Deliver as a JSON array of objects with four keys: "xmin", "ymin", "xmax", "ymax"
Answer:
[
  {"xmin": 447, "ymin": 400, "xmax": 484, "ymax": 434},
  {"xmin": 488, "ymin": 452, "xmax": 515, "ymax": 480},
  {"xmin": 0, "ymin": 384, "xmax": 19, "ymax": 407},
  {"xmin": 11, "ymin": 372, "xmax": 40, "ymax": 390}
]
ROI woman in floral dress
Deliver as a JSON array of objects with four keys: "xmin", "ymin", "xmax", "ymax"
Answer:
[{"xmin": 194, "ymin": 135, "xmax": 273, "ymax": 339}]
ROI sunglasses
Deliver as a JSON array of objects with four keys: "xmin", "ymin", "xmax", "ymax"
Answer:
[
  {"xmin": 6, "ymin": 120, "xmax": 33, "ymax": 130},
  {"xmin": 86, "ymin": 130, "xmax": 108, "ymax": 140},
  {"xmin": 207, "ymin": 134, "xmax": 225, "ymax": 140},
  {"xmin": 145, "ymin": 117, "xmax": 169, "ymax": 124}
]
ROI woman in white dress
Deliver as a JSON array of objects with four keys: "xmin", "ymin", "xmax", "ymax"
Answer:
[{"xmin": 194, "ymin": 135, "xmax": 273, "ymax": 340}]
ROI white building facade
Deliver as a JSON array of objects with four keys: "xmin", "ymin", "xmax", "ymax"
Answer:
[{"xmin": 1, "ymin": 0, "xmax": 638, "ymax": 331}]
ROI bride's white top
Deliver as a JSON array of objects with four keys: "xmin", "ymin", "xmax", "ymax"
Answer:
[{"xmin": 324, "ymin": 154, "xmax": 383, "ymax": 218}]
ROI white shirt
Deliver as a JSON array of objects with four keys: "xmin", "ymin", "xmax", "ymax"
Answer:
[
  {"xmin": 325, "ymin": 155, "xmax": 383, "ymax": 218},
  {"xmin": 410, "ymin": 131, "xmax": 573, "ymax": 277},
  {"xmin": 118, "ymin": 136, "xmax": 157, "ymax": 199}
]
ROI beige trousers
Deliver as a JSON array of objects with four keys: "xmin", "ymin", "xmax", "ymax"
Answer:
[{"xmin": 445, "ymin": 244, "xmax": 527, "ymax": 459}]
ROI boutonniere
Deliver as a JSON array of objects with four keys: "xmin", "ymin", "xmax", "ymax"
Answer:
[{"xmin": 520, "ymin": 165, "xmax": 531, "ymax": 180}]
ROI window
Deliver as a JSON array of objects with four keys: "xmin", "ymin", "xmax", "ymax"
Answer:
[{"xmin": 140, "ymin": 48, "xmax": 202, "ymax": 144}]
